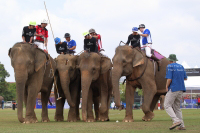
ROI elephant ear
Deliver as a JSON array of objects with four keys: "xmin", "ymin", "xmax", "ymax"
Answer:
[
  {"xmin": 34, "ymin": 50, "xmax": 46, "ymax": 72},
  {"xmin": 75, "ymin": 55, "xmax": 80, "ymax": 69},
  {"xmin": 100, "ymin": 57, "xmax": 112, "ymax": 74},
  {"xmin": 132, "ymin": 49, "xmax": 145, "ymax": 67},
  {"xmin": 8, "ymin": 48, "xmax": 12, "ymax": 57}
]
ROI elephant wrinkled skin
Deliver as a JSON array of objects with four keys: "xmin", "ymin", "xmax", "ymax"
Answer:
[
  {"xmin": 112, "ymin": 46, "xmax": 169, "ymax": 122},
  {"xmin": 54, "ymin": 54, "xmax": 81, "ymax": 122},
  {"xmin": 77, "ymin": 52, "xmax": 112, "ymax": 122},
  {"xmin": 8, "ymin": 42, "xmax": 56, "ymax": 123}
]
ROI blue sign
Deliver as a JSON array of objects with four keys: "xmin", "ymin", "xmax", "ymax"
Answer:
[{"xmin": 36, "ymin": 97, "xmax": 56, "ymax": 109}]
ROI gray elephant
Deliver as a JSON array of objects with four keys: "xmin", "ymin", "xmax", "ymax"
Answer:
[
  {"xmin": 112, "ymin": 46, "xmax": 169, "ymax": 122},
  {"xmin": 77, "ymin": 52, "xmax": 112, "ymax": 122},
  {"xmin": 54, "ymin": 54, "xmax": 81, "ymax": 122},
  {"xmin": 8, "ymin": 42, "xmax": 56, "ymax": 123}
]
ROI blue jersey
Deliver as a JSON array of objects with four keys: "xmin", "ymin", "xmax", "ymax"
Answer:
[
  {"xmin": 142, "ymin": 29, "xmax": 152, "ymax": 45},
  {"xmin": 65, "ymin": 40, "xmax": 76, "ymax": 52},
  {"xmin": 165, "ymin": 63, "xmax": 187, "ymax": 92}
]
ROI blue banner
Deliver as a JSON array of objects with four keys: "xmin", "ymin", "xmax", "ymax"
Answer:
[{"xmin": 36, "ymin": 97, "xmax": 56, "ymax": 109}]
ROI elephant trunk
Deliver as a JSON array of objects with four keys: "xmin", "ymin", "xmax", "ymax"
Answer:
[
  {"xmin": 15, "ymin": 69, "xmax": 28, "ymax": 123},
  {"xmin": 59, "ymin": 71, "xmax": 75, "ymax": 107},
  {"xmin": 112, "ymin": 66, "xmax": 122, "ymax": 107},
  {"xmin": 81, "ymin": 71, "xmax": 92, "ymax": 121}
]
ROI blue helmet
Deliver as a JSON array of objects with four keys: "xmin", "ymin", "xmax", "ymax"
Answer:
[
  {"xmin": 132, "ymin": 27, "xmax": 138, "ymax": 32},
  {"xmin": 54, "ymin": 37, "xmax": 61, "ymax": 45}
]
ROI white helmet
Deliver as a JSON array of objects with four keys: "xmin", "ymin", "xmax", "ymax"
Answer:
[{"xmin": 41, "ymin": 19, "xmax": 48, "ymax": 24}]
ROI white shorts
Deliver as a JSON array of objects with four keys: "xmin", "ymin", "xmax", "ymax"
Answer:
[
  {"xmin": 100, "ymin": 49, "xmax": 107, "ymax": 57},
  {"xmin": 34, "ymin": 41, "xmax": 44, "ymax": 50},
  {"xmin": 142, "ymin": 44, "xmax": 152, "ymax": 57}
]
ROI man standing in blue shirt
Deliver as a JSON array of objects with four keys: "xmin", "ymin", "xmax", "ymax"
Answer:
[
  {"xmin": 164, "ymin": 54, "xmax": 187, "ymax": 130},
  {"xmin": 64, "ymin": 33, "xmax": 76, "ymax": 55},
  {"xmin": 138, "ymin": 24, "xmax": 161, "ymax": 66},
  {"xmin": 1, "ymin": 99, "xmax": 4, "ymax": 109}
]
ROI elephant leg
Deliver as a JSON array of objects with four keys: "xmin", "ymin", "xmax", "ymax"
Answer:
[
  {"xmin": 86, "ymin": 88, "xmax": 95, "ymax": 122},
  {"xmin": 104, "ymin": 93, "xmax": 111, "ymax": 121},
  {"xmin": 93, "ymin": 96, "xmax": 100, "ymax": 121},
  {"xmin": 68, "ymin": 81, "xmax": 80, "ymax": 122},
  {"xmin": 160, "ymin": 95, "xmax": 165, "ymax": 110},
  {"xmin": 76, "ymin": 84, "xmax": 81, "ymax": 121},
  {"xmin": 150, "ymin": 95, "xmax": 160, "ymax": 112},
  {"xmin": 55, "ymin": 97, "xmax": 65, "ymax": 122},
  {"xmin": 24, "ymin": 69, "xmax": 44, "ymax": 124},
  {"xmin": 25, "ymin": 85, "xmax": 39, "ymax": 123},
  {"xmin": 142, "ymin": 82, "xmax": 157, "ymax": 121},
  {"xmin": 99, "ymin": 75, "xmax": 110, "ymax": 121},
  {"xmin": 123, "ymin": 82, "xmax": 135, "ymax": 122},
  {"xmin": 41, "ymin": 91, "xmax": 51, "ymax": 122},
  {"xmin": 24, "ymin": 87, "xmax": 28, "ymax": 107}
]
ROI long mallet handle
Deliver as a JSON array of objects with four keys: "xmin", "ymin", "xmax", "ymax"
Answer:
[
  {"xmin": 44, "ymin": 1, "xmax": 55, "ymax": 39},
  {"xmin": 44, "ymin": 1, "xmax": 61, "ymax": 100}
]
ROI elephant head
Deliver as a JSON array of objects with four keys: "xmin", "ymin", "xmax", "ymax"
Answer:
[
  {"xmin": 112, "ymin": 45, "xmax": 145, "ymax": 107},
  {"xmin": 8, "ymin": 43, "xmax": 47, "ymax": 123},
  {"xmin": 55, "ymin": 54, "xmax": 79, "ymax": 107},
  {"xmin": 77, "ymin": 52, "xmax": 112, "ymax": 121}
]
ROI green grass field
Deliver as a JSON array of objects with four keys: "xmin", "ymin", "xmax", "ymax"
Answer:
[{"xmin": 0, "ymin": 109, "xmax": 199, "ymax": 133}]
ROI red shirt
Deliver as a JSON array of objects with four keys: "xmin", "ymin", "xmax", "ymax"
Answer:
[
  {"xmin": 198, "ymin": 98, "xmax": 200, "ymax": 103},
  {"xmin": 96, "ymin": 34, "xmax": 102, "ymax": 51},
  {"xmin": 35, "ymin": 25, "xmax": 48, "ymax": 42}
]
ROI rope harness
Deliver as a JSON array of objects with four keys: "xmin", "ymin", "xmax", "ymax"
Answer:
[{"xmin": 122, "ymin": 48, "xmax": 148, "ymax": 84}]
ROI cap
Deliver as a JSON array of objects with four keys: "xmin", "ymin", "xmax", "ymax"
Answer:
[
  {"xmin": 64, "ymin": 33, "xmax": 71, "ymax": 38},
  {"xmin": 83, "ymin": 31, "xmax": 90, "ymax": 36},
  {"xmin": 89, "ymin": 28, "xmax": 96, "ymax": 34},
  {"xmin": 54, "ymin": 37, "xmax": 61, "ymax": 45},
  {"xmin": 29, "ymin": 21, "xmax": 36, "ymax": 26},
  {"xmin": 138, "ymin": 24, "xmax": 145, "ymax": 29}
]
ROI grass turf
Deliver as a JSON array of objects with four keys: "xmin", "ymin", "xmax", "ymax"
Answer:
[{"xmin": 0, "ymin": 108, "xmax": 199, "ymax": 133}]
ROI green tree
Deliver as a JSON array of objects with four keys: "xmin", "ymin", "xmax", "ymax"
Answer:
[
  {"xmin": 136, "ymin": 88, "xmax": 143, "ymax": 105},
  {"xmin": 0, "ymin": 62, "xmax": 16, "ymax": 101},
  {"xmin": 119, "ymin": 83, "xmax": 126, "ymax": 102}
]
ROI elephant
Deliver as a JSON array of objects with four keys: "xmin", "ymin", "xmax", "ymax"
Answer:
[
  {"xmin": 112, "ymin": 45, "xmax": 169, "ymax": 122},
  {"xmin": 0, "ymin": 96, "xmax": 4, "ymax": 108},
  {"xmin": 8, "ymin": 42, "xmax": 57, "ymax": 123},
  {"xmin": 155, "ymin": 95, "xmax": 165, "ymax": 110},
  {"xmin": 54, "ymin": 54, "xmax": 81, "ymax": 122},
  {"xmin": 77, "ymin": 52, "xmax": 112, "ymax": 122}
]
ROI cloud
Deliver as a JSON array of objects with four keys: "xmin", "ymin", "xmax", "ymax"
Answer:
[{"xmin": 0, "ymin": 0, "xmax": 200, "ymax": 82}]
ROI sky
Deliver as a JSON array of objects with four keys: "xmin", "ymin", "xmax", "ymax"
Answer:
[{"xmin": 0, "ymin": 0, "xmax": 200, "ymax": 82}]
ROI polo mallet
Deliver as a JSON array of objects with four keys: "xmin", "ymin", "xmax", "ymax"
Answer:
[
  {"xmin": 119, "ymin": 41, "xmax": 126, "ymax": 46},
  {"xmin": 44, "ymin": 1, "xmax": 62, "ymax": 100}
]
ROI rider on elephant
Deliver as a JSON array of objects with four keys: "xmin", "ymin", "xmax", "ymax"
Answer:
[
  {"xmin": 126, "ymin": 27, "xmax": 141, "ymax": 48},
  {"xmin": 22, "ymin": 21, "xmax": 36, "ymax": 43},
  {"xmin": 64, "ymin": 33, "xmax": 76, "ymax": 55},
  {"xmin": 34, "ymin": 19, "xmax": 49, "ymax": 51},
  {"xmin": 138, "ymin": 24, "xmax": 161, "ymax": 65},
  {"xmin": 54, "ymin": 37, "xmax": 68, "ymax": 54},
  {"xmin": 83, "ymin": 31, "xmax": 98, "ymax": 53},
  {"xmin": 89, "ymin": 28, "xmax": 106, "ymax": 56}
]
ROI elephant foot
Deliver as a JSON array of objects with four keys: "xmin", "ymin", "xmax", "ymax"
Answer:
[
  {"xmin": 67, "ymin": 117, "xmax": 77, "ymax": 122},
  {"xmin": 86, "ymin": 118, "xmax": 95, "ymax": 122},
  {"xmin": 24, "ymin": 117, "xmax": 38, "ymax": 124},
  {"xmin": 123, "ymin": 116, "xmax": 134, "ymax": 122},
  {"xmin": 76, "ymin": 117, "xmax": 81, "ymax": 121},
  {"xmin": 54, "ymin": 115, "xmax": 64, "ymax": 122},
  {"xmin": 142, "ymin": 111, "xmax": 154, "ymax": 121},
  {"xmin": 42, "ymin": 118, "xmax": 50, "ymax": 123},
  {"xmin": 99, "ymin": 116, "xmax": 109, "ymax": 122}
]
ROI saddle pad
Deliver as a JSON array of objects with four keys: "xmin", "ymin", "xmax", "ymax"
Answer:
[{"xmin": 153, "ymin": 50, "xmax": 165, "ymax": 60}]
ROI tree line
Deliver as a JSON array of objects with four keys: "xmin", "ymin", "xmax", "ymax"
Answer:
[{"xmin": 0, "ymin": 62, "xmax": 16, "ymax": 101}]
